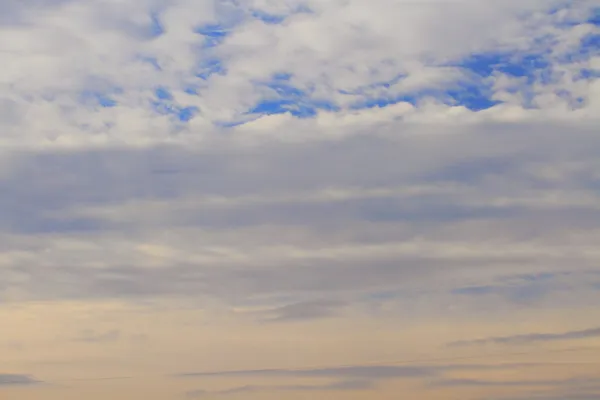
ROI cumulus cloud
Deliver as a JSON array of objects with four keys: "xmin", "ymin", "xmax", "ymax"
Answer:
[{"xmin": 0, "ymin": 0, "xmax": 597, "ymax": 144}]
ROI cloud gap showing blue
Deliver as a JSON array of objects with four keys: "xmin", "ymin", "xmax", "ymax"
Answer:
[
  {"xmin": 588, "ymin": 8, "xmax": 600, "ymax": 26},
  {"xmin": 347, "ymin": 84, "xmax": 499, "ymax": 112},
  {"xmin": 151, "ymin": 87, "xmax": 199, "ymax": 122},
  {"xmin": 338, "ymin": 51, "xmax": 556, "ymax": 112},
  {"xmin": 342, "ymin": 27, "xmax": 595, "ymax": 114},
  {"xmin": 155, "ymin": 3, "xmax": 597, "ymax": 126},
  {"xmin": 80, "ymin": 89, "xmax": 122, "ymax": 108},
  {"xmin": 195, "ymin": 59, "xmax": 226, "ymax": 80},
  {"xmin": 251, "ymin": 10, "xmax": 286, "ymax": 24},
  {"xmin": 194, "ymin": 23, "xmax": 229, "ymax": 48},
  {"xmin": 137, "ymin": 55, "xmax": 162, "ymax": 71},
  {"xmin": 457, "ymin": 52, "xmax": 550, "ymax": 83},
  {"xmin": 339, "ymin": 74, "xmax": 406, "ymax": 96},
  {"xmin": 247, "ymin": 74, "xmax": 338, "ymax": 118},
  {"xmin": 250, "ymin": 5, "xmax": 312, "ymax": 24},
  {"xmin": 148, "ymin": 12, "xmax": 165, "ymax": 38}
]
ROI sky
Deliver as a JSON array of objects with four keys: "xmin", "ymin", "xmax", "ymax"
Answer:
[{"xmin": 1, "ymin": 0, "xmax": 600, "ymax": 399}]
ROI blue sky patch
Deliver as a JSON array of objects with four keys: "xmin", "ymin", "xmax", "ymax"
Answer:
[
  {"xmin": 195, "ymin": 23, "xmax": 229, "ymax": 48},
  {"xmin": 148, "ymin": 12, "xmax": 165, "ymax": 38},
  {"xmin": 137, "ymin": 55, "xmax": 162, "ymax": 71},
  {"xmin": 195, "ymin": 23, "xmax": 228, "ymax": 37},
  {"xmin": 588, "ymin": 8, "xmax": 600, "ymax": 26},
  {"xmin": 347, "ymin": 83, "xmax": 499, "ymax": 112},
  {"xmin": 184, "ymin": 85, "xmax": 199, "ymax": 95},
  {"xmin": 558, "ymin": 32, "xmax": 599, "ymax": 64},
  {"xmin": 456, "ymin": 52, "xmax": 550, "ymax": 83},
  {"xmin": 444, "ymin": 83, "xmax": 500, "ymax": 111},
  {"xmin": 177, "ymin": 106, "xmax": 199, "ymax": 122},
  {"xmin": 339, "ymin": 74, "xmax": 406, "ymax": 96},
  {"xmin": 251, "ymin": 10, "xmax": 286, "ymax": 24},
  {"xmin": 151, "ymin": 88, "xmax": 199, "ymax": 122},
  {"xmin": 249, "ymin": 98, "xmax": 337, "ymax": 118},
  {"xmin": 581, "ymin": 33, "xmax": 600, "ymax": 53},
  {"xmin": 247, "ymin": 74, "xmax": 339, "ymax": 117},
  {"xmin": 136, "ymin": 3, "xmax": 598, "ymax": 126},
  {"xmin": 80, "ymin": 90, "xmax": 119, "ymax": 108},
  {"xmin": 195, "ymin": 59, "xmax": 226, "ymax": 80},
  {"xmin": 155, "ymin": 87, "xmax": 173, "ymax": 101}
]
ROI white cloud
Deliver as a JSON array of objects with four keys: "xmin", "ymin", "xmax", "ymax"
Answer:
[{"xmin": 0, "ymin": 0, "xmax": 596, "ymax": 147}]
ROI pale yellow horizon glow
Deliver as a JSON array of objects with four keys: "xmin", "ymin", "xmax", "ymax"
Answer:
[{"xmin": 3, "ymin": 300, "xmax": 600, "ymax": 399}]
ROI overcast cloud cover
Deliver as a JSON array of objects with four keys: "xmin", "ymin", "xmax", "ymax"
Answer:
[{"xmin": 1, "ymin": 0, "xmax": 600, "ymax": 399}]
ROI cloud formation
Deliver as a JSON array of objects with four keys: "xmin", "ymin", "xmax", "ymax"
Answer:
[
  {"xmin": 0, "ymin": 1, "xmax": 599, "ymax": 400},
  {"xmin": 0, "ymin": 0, "xmax": 597, "ymax": 144},
  {"xmin": 177, "ymin": 364, "xmax": 437, "ymax": 379},
  {"xmin": 450, "ymin": 326, "xmax": 600, "ymax": 347},
  {"xmin": 0, "ymin": 374, "xmax": 41, "ymax": 386},
  {"xmin": 186, "ymin": 379, "xmax": 374, "ymax": 397}
]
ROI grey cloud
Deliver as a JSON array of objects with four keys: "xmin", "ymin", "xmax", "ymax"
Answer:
[
  {"xmin": 1, "ymin": 122, "xmax": 599, "ymax": 235},
  {"xmin": 0, "ymin": 0, "xmax": 73, "ymax": 25},
  {"xmin": 0, "ymin": 374, "xmax": 41, "ymax": 386},
  {"xmin": 431, "ymin": 376, "xmax": 599, "ymax": 388},
  {"xmin": 0, "ymin": 122, "xmax": 599, "ymax": 306},
  {"xmin": 177, "ymin": 364, "xmax": 437, "ymax": 380},
  {"xmin": 1, "ymin": 253, "xmax": 522, "ymax": 303},
  {"xmin": 449, "ymin": 326, "xmax": 600, "ymax": 347},
  {"xmin": 186, "ymin": 379, "xmax": 374, "ymax": 397},
  {"xmin": 483, "ymin": 379, "xmax": 600, "ymax": 400},
  {"xmin": 175, "ymin": 362, "xmax": 559, "ymax": 383}
]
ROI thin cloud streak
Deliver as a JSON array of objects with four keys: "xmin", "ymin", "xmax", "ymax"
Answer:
[
  {"xmin": 0, "ymin": 374, "xmax": 41, "ymax": 386},
  {"xmin": 450, "ymin": 326, "xmax": 600, "ymax": 347},
  {"xmin": 186, "ymin": 379, "xmax": 374, "ymax": 397}
]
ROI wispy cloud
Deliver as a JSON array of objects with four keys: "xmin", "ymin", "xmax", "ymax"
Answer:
[
  {"xmin": 186, "ymin": 379, "xmax": 374, "ymax": 397},
  {"xmin": 0, "ymin": 374, "xmax": 41, "ymax": 386},
  {"xmin": 176, "ymin": 364, "xmax": 437, "ymax": 380},
  {"xmin": 431, "ymin": 376, "xmax": 600, "ymax": 388},
  {"xmin": 449, "ymin": 326, "xmax": 600, "ymax": 347}
]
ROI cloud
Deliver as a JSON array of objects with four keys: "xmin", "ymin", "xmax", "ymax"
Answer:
[
  {"xmin": 432, "ymin": 376, "xmax": 600, "ymax": 388},
  {"xmin": 0, "ymin": 374, "xmax": 41, "ymax": 386},
  {"xmin": 186, "ymin": 379, "xmax": 374, "ymax": 397},
  {"xmin": 0, "ymin": 2, "xmax": 597, "ymax": 315},
  {"xmin": 495, "ymin": 395, "xmax": 600, "ymax": 400},
  {"xmin": 480, "ymin": 377, "xmax": 600, "ymax": 400},
  {"xmin": 0, "ymin": 3, "xmax": 599, "ymax": 400},
  {"xmin": 176, "ymin": 364, "xmax": 437, "ymax": 380},
  {"xmin": 0, "ymin": 121, "xmax": 599, "ymax": 307},
  {"xmin": 175, "ymin": 361, "xmax": 587, "ymax": 382},
  {"xmin": 449, "ymin": 326, "xmax": 600, "ymax": 347}
]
